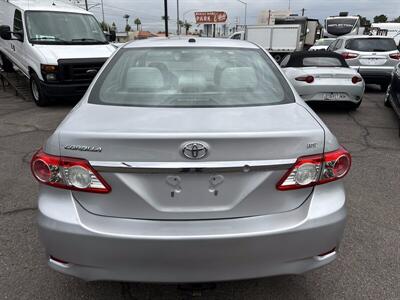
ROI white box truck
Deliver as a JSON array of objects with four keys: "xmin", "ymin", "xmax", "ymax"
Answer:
[
  {"xmin": 0, "ymin": 0, "xmax": 116, "ymax": 106},
  {"xmin": 230, "ymin": 25, "xmax": 302, "ymax": 62}
]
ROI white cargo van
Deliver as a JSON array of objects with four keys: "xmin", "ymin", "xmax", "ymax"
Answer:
[
  {"xmin": 0, "ymin": 0, "xmax": 116, "ymax": 106},
  {"xmin": 230, "ymin": 25, "xmax": 302, "ymax": 62}
]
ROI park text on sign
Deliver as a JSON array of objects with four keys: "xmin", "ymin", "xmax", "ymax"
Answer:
[{"xmin": 195, "ymin": 12, "xmax": 228, "ymax": 24}]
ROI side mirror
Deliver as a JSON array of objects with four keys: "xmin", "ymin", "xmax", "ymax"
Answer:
[{"xmin": 0, "ymin": 25, "xmax": 12, "ymax": 40}]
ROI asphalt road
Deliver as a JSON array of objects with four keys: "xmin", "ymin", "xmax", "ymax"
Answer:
[{"xmin": 0, "ymin": 85, "xmax": 399, "ymax": 300}]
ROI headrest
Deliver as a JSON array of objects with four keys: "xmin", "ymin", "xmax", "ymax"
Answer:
[
  {"xmin": 125, "ymin": 67, "xmax": 164, "ymax": 89},
  {"xmin": 178, "ymin": 73, "xmax": 207, "ymax": 92},
  {"xmin": 219, "ymin": 67, "xmax": 257, "ymax": 89}
]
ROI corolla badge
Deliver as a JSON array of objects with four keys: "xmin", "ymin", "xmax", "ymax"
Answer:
[
  {"xmin": 181, "ymin": 141, "xmax": 209, "ymax": 160},
  {"xmin": 64, "ymin": 145, "xmax": 102, "ymax": 152}
]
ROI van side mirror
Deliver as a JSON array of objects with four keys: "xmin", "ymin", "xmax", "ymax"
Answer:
[
  {"xmin": 0, "ymin": 25, "xmax": 12, "ymax": 40},
  {"xmin": 0, "ymin": 25, "xmax": 23, "ymax": 42}
]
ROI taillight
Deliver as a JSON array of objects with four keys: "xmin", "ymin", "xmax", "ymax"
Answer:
[
  {"xmin": 389, "ymin": 53, "xmax": 400, "ymax": 60},
  {"xmin": 277, "ymin": 146, "xmax": 351, "ymax": 191},
  {"xmin": 31, "ymin": 149, "xmax": 111, "ymax": 193},
  {"xmin": 352, "ymin": 76, "xmax": 363, "ymax": 84},
  {"xmin": 295, "ymin": 75, "xmax": 314, "ymax": 83},
  {"xmin": 341, "ymin": 52, "xmax": 359, "ymax": 60}
]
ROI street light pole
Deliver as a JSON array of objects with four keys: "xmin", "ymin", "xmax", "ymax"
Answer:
[
  {"xmin": 101, "ymin": 0, "xmax": 105, "ymax": 23},
  {"xmin": 176, "ymin": 0, "xmax": 180, "ymax": 35},
  {"xmin": 164, "ymin": 0, "xmax": 169, "ymax": 37},
  {"xmin": 236, "ymin": 0, "xmax": 247, "ymax": 28}
]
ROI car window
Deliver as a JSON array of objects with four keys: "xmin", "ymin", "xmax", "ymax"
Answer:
[
  {"xmin": 315, "ymin": 39, "xmax": 334, "ymax": 46},
  {"xmin": 345, "ymin": 38, "xmax": 397, "ymax": 52},
  {"xmin": 13, "ymin": 9, "xmax": 23, "ymax": 33},
  {"xmin": 231, "ymin": 33, "xmax": 241, "ymax": 40},
  {"xmin": 89, "ymin": 47, "xmax": 295, "ymax": 108},
  {"xmin": 303, "ymin": 57, "xmax": 345, "ymax": 67},
  {"xmin": 334, "ymin": 39, "xmax": 343, "ymax": 50},
  {"xmin": 25, "ymin": 11, "xmax": 107, "ymax": 44},
  {"xmin": 280, "ymin": 55, "xmax": 290, "ymax": 68},
  {"xmin": 327, "ymin": 40, "xmax": 337, "ymax": 51}
]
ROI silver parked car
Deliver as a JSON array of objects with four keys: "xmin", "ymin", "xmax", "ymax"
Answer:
[
  {"xmin": 281, "ymin": 51, "xmax": 365, "ymax": 109},
  {"xmin": 328, "ymin": 35, "xmax": 400, "ymax": 91},
  {"xmin": 31, "ymin": 38, "xmax": 351, "ymax": 283}
]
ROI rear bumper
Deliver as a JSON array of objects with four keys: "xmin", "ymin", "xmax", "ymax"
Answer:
[
  {"xmin": 37, "ymin": 182, "xmax": 347, "ymax": 283},
  {"xmin": 298, "ymin": 83, "xmax": 364, "ymax": 103},
  {"xmin": 39, "ymin": 80, "xmax": 90, "ymax": 100},
  {"xmin": 350, "ymin": 66, "xmax": 394, "ymax": 84}
]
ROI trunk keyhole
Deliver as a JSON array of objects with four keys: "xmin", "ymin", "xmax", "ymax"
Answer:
[
  {"xmin": 166, "ymin": 176, "xmax": 182, "ymax": 198},
  {"xmin": 209, "ymin": 175, "xmax": 224, "ymax": 196}
]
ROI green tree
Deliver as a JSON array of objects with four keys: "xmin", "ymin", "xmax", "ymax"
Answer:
[
  {"xmin": 111, "ymin": 22, "xmax": 117, "ymax": 31},
  {"xmin": 100, "ymin": 21, "xmax": 109, "ymax": 31},
  {"xmin": 125, "ymin": 24, "xmax": 131, "ymax": 32},
  {"xmin": 373, "ymin": 14, "xmax": 388, "ymax": 23},
  {"xmin": 357, "ymin": 15, "xmax": 371, "ymax": 27},
  {"xmin": 178, "ymin": 20, "xmax": 184, "ymax": 34},
  {"xmin": 392, "ymin": 16, "xmax": 400, "ymax": 23},
  {"xmin": 184, "ymin": 21, "xmax": 192, "ymax": 35},
  {"xmin": 134, "ymin": 18, "xmax": 142, "ymax": 31}
]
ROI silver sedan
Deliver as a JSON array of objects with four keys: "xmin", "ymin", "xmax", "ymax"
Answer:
[
  {"xmin": 31, "ymin": 38, "xmax": 350, "ymax": 283},
  {"xmin": 281, "ymin": 51, "xmax": 365, "ymax": 109}
]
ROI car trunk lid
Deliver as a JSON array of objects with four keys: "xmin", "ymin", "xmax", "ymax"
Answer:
[{"xmin": 58, "ymin": 103, "xmax": 325, "ymax": 220}]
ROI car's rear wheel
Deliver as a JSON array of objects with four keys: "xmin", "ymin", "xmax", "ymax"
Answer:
[
  {"xmin": 384, "ymin": 85, "xmax": 392, "ymax": 108},
  {"xmin": 30, "ymin": 73, "xmax": 50, "ymax": 107},
  {"xmin": 0, "ymin": 52, "xmax": 14, "ymax": 73}
]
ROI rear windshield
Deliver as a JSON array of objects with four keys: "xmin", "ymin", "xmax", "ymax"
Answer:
[
  {"xmin": 88, "ymin": 47, "xmax": 294, "ymax": 107},
  {"xmin": 345, "ymin": 38, "xmax": 397, "ymax": 52},
  {"xmin": 303, "ymin": 57, "xmax": 344, "ymax": 67}
]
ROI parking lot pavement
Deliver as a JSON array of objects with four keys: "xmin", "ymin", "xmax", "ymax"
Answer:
[{"xmin": 0, "ymin": 85, "xmax": 399, "ymax": 300}]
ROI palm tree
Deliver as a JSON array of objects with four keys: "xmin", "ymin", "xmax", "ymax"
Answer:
[
  {"xmin": 123, "ymin": 14, "xmax": 130, "ymax": 27},
  {"xmin": 178, "ymin": 20, "xmax": 184, "ymax": 34},
  {"xmin": 184, "ymin": 21, "xmax": 192, "ymax": 35},
  {"xmin": 134, "ymin": 18, "xmax": 142, "ymax": 31}
]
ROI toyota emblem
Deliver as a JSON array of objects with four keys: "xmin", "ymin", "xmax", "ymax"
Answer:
[{"xmin": 181, "ymin": 141, "xmax": 209, "ymax": 160}]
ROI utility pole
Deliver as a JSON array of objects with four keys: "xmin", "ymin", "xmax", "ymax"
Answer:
[
  {"xmin": 301, "ymin": 8, "xmax": 306, "ymax": 16},
  {"xmin": 236, "ymin": 0, "xmax": 247, "ymax": 28},
  {"xmin": 176, "ymin": 0, "xmax": 180, "ymax": 35},
  {"xmin": 164, "ymin": 0, "xmax": 169, "ymax": 37},
  {"xmin": 101, "ymin": 0, "xmax": 105, "ymax": 23},
  {"xmin": 84, "ymin": 0, "xmax": 88, "ymax": 11}
]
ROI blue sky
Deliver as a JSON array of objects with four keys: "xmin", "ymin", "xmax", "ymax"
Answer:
[{"xmin": 85, "ymin": 0, "xmax": 400, "ymax": 32}]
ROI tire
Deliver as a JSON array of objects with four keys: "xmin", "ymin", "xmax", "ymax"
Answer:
[
  {"xmin": 0, "ymin": 52, "xmax": 14, "ymax": 73},
  {"xmin": 380, "ymin": 83, "xmax": 389, "ymax": 92},
  {"xmin": 348, "ymin": 100, "xmax": 362, "ymax": 110},
  {"xmin": 30, "ymin": 73, "xmax": 50, "ymax": 107},
  {"xmin": 384, "ymin": 85, "xmax": 392, "ymax": 108}
]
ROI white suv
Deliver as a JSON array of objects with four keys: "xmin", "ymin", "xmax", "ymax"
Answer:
[{"xmin": 328, "ymin": 35, "xmax": 400, "ymax": 91}]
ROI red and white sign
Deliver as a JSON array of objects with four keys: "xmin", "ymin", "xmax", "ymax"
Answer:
[{"xmin": 195, "ymin": 11, "xmax": 228, "ymax": 24}]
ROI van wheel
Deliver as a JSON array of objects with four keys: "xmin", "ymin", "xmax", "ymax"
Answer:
[
  {"xmin": 30, "ymin": 73, "xmax": 50, "ymax": 106},
  {"xmin": 0, "ymin": 53, "xmax": 14, "ymax": 73}
]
